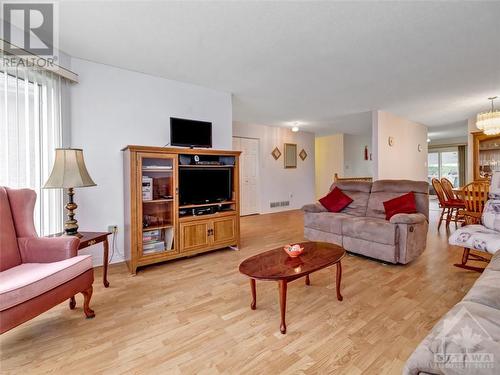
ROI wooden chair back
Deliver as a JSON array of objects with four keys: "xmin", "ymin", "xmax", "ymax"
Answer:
[
  {"xmin": 432, "ymin": 178, "xmax": 447, "ymax": 206},
  {"xmin": 333, "ymin": 173, "xmax": 373, "ymax": 183},
  {"xmin": 459, "ymin": 181, "xmax": 489, "ymax": 214},
  {"xmin": 440, "ymin": 178, "xmax": 456, "ymax": 201}
]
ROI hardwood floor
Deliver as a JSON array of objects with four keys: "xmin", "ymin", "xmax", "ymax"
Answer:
[{"xmin": 0, "ymin": 209, "xmax": 479, "ymax": 374}]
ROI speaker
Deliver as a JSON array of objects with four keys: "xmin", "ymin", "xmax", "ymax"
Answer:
[
  {"xmin": 220, "ymin": 156, "xmax": 235, "ymax": 166},
  {"xmin": 179, "ymin": 155, "xmax": 192, "ymax": 165}
]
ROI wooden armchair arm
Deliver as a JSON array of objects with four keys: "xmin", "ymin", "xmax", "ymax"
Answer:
[{"xmin": 460, "ymin": 210, "xmax": 482, "ymax": 225}]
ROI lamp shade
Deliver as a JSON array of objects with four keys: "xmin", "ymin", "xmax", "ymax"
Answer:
[{"xmin": 44, "ymin": 148, "xmax": 96, "ymax": 188}]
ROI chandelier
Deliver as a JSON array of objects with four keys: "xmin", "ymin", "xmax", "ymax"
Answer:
[{"xmin": 476, "ymin": 96, "xmax": 500, "ymax": 135}]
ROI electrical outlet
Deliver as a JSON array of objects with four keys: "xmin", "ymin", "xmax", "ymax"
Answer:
[{"xmin": 108, "ymin": 225, "xmax": 118, "ymax": 234}]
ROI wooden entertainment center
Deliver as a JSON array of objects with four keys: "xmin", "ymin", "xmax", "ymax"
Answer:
[{"xmin": 122, "ymin": 145, "xmax": 241, "ymax": 274}]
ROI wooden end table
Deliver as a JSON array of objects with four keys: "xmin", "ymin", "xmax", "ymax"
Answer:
[
  {"xmin": 239, "ymin": 241, "xmax": 345, "ymax": 334},
  {"xmin": 48, "ymin": 231, "xmax": 112, "ymax": 288}
]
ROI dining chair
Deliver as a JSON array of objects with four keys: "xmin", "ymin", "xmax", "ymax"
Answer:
[
  {"xmin": 458, "ymin": 181, "xmax": 490, "ymax": 225},
  {"xmin": 441, "ymin": 178, "xmax": 459, "ymax": 201},
  {"xmin": 432, "ymin": 178, "xmax": 464, "ymax": 230}
]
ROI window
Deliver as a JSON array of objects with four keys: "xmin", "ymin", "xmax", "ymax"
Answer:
[{"xmin": 0, "ymin": 67, "xmax": 64, "ymax": 235}]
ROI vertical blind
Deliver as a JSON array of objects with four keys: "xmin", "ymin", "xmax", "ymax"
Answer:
[{"xmin": 0, "ymin": 54, "xmax": 66, "ymax": 235}]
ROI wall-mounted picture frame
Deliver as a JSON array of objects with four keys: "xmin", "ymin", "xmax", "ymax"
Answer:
[
  {"xmin": 284, "ymin": 143, "xmax": 297, "ymax": 168},
  {"xmin": 271, "ymin": 147, "xmax": 282, "ymax": 160},
  {"xmin": 299, "ymin": 149, "xmax": 308, "ymax": 161}
]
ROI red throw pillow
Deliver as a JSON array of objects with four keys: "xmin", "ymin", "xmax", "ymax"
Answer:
[
  {"xmin": 319, "ymin": 187, "xmax": 353, "ymax": 213},
  {"xmin": 383, "ymin": 192, "xmax": 417, "ymax": 220}
]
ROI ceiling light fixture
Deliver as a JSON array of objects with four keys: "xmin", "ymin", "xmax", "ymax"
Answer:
[
  {"xmin": 291, "ymin": 122, "xmax": 300, "ymax": 132},
  {"xmin": 476, "ymin": 96, "xmax": 500, "ymax": 135}
]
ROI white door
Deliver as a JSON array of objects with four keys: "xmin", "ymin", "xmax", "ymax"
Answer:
[{"xmin": 233, "ymin": 137, "xmax": 260, "ymax": 216}]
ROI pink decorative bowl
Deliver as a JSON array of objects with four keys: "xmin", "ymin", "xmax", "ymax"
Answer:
[{"xmin": 284, "ymin": 244, "xmax": 304, "ymax": 258}]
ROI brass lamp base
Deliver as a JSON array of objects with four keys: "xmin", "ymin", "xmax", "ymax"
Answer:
[{"xmin": 65, "ymin": 187, "xmax": 80, "ymax": 236}]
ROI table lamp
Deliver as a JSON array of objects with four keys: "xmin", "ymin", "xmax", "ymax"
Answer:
[{"xmin": 44, "ymin": 148, "xmax": 96, "ymax": 236}]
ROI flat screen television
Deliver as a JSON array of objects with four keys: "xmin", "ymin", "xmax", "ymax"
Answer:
[
  {"xmin": 170, "ymin": 117, "xmax": 212, "ymax": 148},
  {"xmin": 179, "ymin": 168, "xmax": 232, "ymax": 205}
]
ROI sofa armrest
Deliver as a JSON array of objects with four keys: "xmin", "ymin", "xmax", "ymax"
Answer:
[
  {"xmin": 301, "ymin": 203, "xmax": 328, "ymax": 213},
  {"xmin": 390, "ymin": 213, "xmax": 427, "ymax": 225},
  {"xmin": 18, "ymin": 236, "xmax": 80, "ymax": 263}
]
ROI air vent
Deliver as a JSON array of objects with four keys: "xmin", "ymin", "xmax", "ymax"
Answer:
[{"xmin": 270, "ymin": 201, "xmax": 290, "ymax": 208}]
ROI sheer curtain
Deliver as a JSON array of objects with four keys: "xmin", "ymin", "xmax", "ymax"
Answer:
[{"xmin": 0, "ymin": 55, "xmax": 68, "ymax": 235}]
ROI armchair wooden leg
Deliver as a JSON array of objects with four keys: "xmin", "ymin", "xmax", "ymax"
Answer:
[
  {"xmin": 461, "ymin": 248, "xmax": 470, "ymax": 265},
  {"xmin": 81, "ymin": 286, "xmax": 95, "ymax": 319},
  {"xmin": 453, "ymin": 248, "xmax": 486, "ymax": 273},
  {"xmin": 69, "ymin": 296, "xmax": 76, "ymax": 310}
]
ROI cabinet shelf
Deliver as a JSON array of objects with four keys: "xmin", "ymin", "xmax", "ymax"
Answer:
[
  {"xmin": 143, "ymin": 199, "xmax": 173, "ymax": 204},
  {"xmin": 179, "ymin": 201, "xmax": 235, "ymax": 209},
  {"xmin": 179, "ymin": 210, "xmax": 236, "ymax": 222},
  {"xmin": 179, "ymin": 165, "xmax": 234, "ymax": 168},
  {"xmin": 142, "ymin": 224, "xmax": 173, "ymax": 232}
]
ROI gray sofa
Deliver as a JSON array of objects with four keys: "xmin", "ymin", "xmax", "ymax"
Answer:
[
  {"xmin": 404, "ymin": 250, "xmax": 500, "ymax": 374},
  {"xmin": 302, "ymin": 180, "xmax": 429, "ymax": 264}
]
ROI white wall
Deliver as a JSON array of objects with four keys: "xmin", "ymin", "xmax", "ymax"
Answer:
[
  {"xmin": 70, "ymin": 58, "xmax": 233, "ymax": 265},
  {"xmin": 343, "ymin": 133, "xmax": 373, "ymax": 178},
  {"xmin": 232, "ymin": 122, "xmax": 315, "ymax": 213},
  {"xmin": 315, "ymin": 134, "xmax": 344, "ymax": 198},
  {"xmin": 372, "ymin": 110, "xmax": 428, "ymax": 181}
]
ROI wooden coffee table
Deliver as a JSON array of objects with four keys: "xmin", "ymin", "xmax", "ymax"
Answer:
[{"xmin": 239, "ymin": 241, "xmax": 345, "ymax": 334}]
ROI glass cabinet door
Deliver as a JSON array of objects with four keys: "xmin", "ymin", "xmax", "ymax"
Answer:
[{"xmin": 138, "ymin": 153, "xmax": 177, "ymax": 257}]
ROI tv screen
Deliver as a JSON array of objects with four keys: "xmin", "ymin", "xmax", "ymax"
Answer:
[
  {"xmin": 179, "ymin": 168, "xmax": 232, "ymax": 205},
  {"xmin": 170, "ymin": 117, "xmax": 212, "ymax": 148}
]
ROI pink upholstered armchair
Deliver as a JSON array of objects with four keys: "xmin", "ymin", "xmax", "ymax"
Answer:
[{"xmin": 0, "ymin": 187, "xmax": 95, "ymax": 333}]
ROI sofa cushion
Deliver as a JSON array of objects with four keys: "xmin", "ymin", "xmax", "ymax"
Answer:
[
  {"xmin": 489, "ymin": 250, "xmax": 500, "ymax": 271},
  {"xmin": 0, "ymin": 187, "xmax": 21, "ymax": 272},
  {"xmin": 304, "ymin": 212, "xmax": 351, "ymax": 235},
  {"xmin": 330, "ymin": 181, "xmax": 372, "ymax": 217},
  {"xmin": 482, "ymin": 199, "xmax": 500, "ymax": 231},
  {"xmin": 448, "ymin": 225, "xmax": 500, "ymax": 254},
  {"xmin": 367, "ymin": 180, "xmax": 429, "ymax": 220},
  {"xmin": 319, "ymin": 187, "xmax": 353, "ymax": 212},
  {"xmin": 462, "ymin": 267, "xmax": 500, "ymax": 310},
  {"xmin": 403, "ymin": 301, "xmax": 500, "ymax": 375},
  {"xmin": 342, "ymin": 216, "xmax": 397, "ymax": 245},
  {"xmin": 383, "ymin": 192, "xmax": 418, "ymax": 220},
  {"xmin": 0, "ymin": 255, "xmax": 93, "ymax": 311}
]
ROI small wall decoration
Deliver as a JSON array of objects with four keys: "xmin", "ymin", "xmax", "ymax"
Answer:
[
  {"xmin": 388, "ymin": 136, "xmax": 395, "ymax": 147},
  {"xmin": 284, "ymin": 143, "xmax": 297, "ymax": 168},
  {"xmin": 271, "ymin": 147, "xmax": 282, "ymax": 160},
  {"xmin": 299, "ymin": 149, "xmax": 308, "ymax": 161},
  {"xmin": 417, "ymin": 144, "xmax": 422, "ymax": 152},
  {"xmin": 364, "ymin": 145, "xmax": 369, "ymax": 160}
]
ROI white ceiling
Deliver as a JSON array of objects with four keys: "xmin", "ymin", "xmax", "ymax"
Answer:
[{"xmin": 59, "ymin": 1, "xmax": 500, "ymax": 135}]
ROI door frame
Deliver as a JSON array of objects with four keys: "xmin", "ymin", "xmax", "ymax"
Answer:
[{"xmin": 233, "ymin": 136, "xmax": 261, "ymax": 216}]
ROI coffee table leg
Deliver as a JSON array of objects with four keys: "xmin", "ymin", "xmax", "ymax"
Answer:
[
  {"xmin": 250, "ymin": 278, "xmax": 256, "ymax": 310},
  {"xmin": 103, "ymin": 239, "xmax": 110, "ymax": 288},
  {"xmin": 305, "ymin": 274, "xmax": 310, "ymax": 286},
  {"xmin": 336, "ymin": 261, "xmax": 343, "ymax": 301},
  {"xmin": 279, "ymin": 280, "xmax": 287, "ymax": 334}
]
